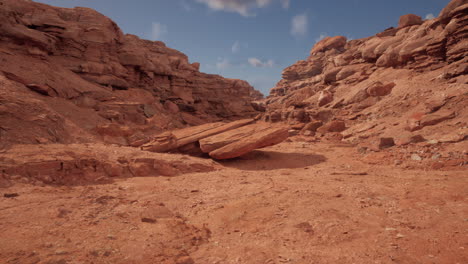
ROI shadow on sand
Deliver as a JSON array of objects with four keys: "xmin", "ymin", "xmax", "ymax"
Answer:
[{"xmin": 218, "ymin": 150, "xmax": 327, "ymax": 171}]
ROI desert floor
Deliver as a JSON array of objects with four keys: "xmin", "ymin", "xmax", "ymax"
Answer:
[{"xmin": 1, "ymin": 141, "xmax": 467, "ymax": 264}]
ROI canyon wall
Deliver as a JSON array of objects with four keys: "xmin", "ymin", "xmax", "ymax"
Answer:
[
  {"xmin": 264, "ymin": 0, "xmax": 467, "ymax": 150},
  {"xmin": 0, "ymin": 0, "xmax": 262, "ymax": 147}
]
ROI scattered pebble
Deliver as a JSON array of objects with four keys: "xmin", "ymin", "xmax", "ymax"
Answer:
[{"xmin": 411, "ymin": 154, "xmax": 422, "ymax": 161}]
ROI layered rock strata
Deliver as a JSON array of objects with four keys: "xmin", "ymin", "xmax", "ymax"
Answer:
[
  {"xmin": 0, "ymin": 0, "xmax": 262, "ymax": 147},
  {"xmin": 264, "ymin": 0, "xmax": 467, "ymax": 149}
]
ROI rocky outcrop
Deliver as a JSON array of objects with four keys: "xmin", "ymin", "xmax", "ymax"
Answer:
[
  {"xmin": 141, "ymin": 120, "xmax": 289, "ymax": 160},
  {"xmin": 398, "ymin": 14, "xmax": 423, "ymax": 28},
  {"xmin": 0, "ymin": 0, "xmax": 262, "ymax": 147},
  {"xmin": 264, "ymin": 0, "xmax": 467, "ymax": 149},
  {"xmin": 0, "ymin": 144, "xmax": 218, "ymax": 185}
]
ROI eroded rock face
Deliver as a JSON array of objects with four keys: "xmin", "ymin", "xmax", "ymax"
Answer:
[
  {"xmin": 0, "ymin": 0, "xmax": 262, "ymax": 146},
  {"xmin": 264, "ymin": 0, "xmax": 467, "ymax": 148}
]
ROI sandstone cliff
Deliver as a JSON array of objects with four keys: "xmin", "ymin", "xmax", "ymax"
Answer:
[
  {"xmin": 265, "ymin": 0, "xmax": 467, "ymax": 151},
  {"xmin": 0, "ymin": 0, "xmax": 262, "ymax": 147}
]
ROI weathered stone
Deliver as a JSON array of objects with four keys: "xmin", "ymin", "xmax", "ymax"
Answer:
[
  {"xmin": 301, "ymin": 121, "xmax": 323, "ymax": 134},
  {"xmin": 141, "ymin": 132, "xmax": 178, "ymax": 152},
  {"xmin": 199, "ymin": 122, "xmax": 272, "ymax": 153},
  {"xmin": 420, "ymin": 110, "xmax": 456, "ymax": 127},
  {"xmin": 208, "ymin": 125, "xmax": 289, "ymax": 160},
  {"xmin": 310, "ymin": 36, "xmax": 347, "ymax": 55},
  {"xmin": 398, "ymin": 14, "xmax": 423, "ymax": 28},
  {"xmin": 317, "ymin": 120, "xmax": 346, "ymax": 133},
  {"xmin": 366, "ymin": 82, "xmax": 396, "ymax": 97},
  {"xmin": 318, "ymin": 91, "xmax": 334, "ymax": 106}
]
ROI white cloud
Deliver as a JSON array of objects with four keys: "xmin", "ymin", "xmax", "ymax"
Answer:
[
  {"xmin": 216, "ymin": 58, "xmax": 232, "ymax": 70},
  {"xmin": 315, "ymin": 33, "xmax": 328, "ymax": 43},
  {"xmin": 232, "ymin": 41, "xmax": 241, "ymax": 53},
  {"xmin": 195, "ymin": 0, "xmax": 282, "ymax": 16},
  {"xmin": 150, "ymin": 22, "xmax": 167, "ymax": 40},
  {"xmin": 291, "ymin": 14, "xmax": 308, "ymax": 37},
  {"xmin": 248, "ymin": 57, "xmax": 275, "ymax": 68},
  {"xmin": 280, "ymin": 0, "xmax": 290, "ymax": 9},
  {"xmin": 425, "ymin": 13, "xmax": 435, "ymax": 20}
]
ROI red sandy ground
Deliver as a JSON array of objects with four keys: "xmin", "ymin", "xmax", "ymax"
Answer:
[{"xmin": 0, "ymin": 141, "xmax": 467, "ymax": 264}]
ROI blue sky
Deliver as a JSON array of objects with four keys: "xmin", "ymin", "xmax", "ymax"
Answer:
[{"xmin": 34, "ymin": 0, "xmax": 448, "ymax": 95}]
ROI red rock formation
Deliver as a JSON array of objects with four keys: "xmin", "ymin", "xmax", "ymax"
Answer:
[
  {"xmin": 0, "ymin": 0, "xmax": 262, "ymax": 147},
  {"xmin": 0, "ymin": 143, "xmax": 218, "ymax": 185},
  {"xmin": 141, "ymin": 120, "xmax": 289, "ymax": 160},
  {"xmin": 264, "ymin": 0, "xmax": 467, "ymax": 148},
  {"xmin": 398, "ymin": 14, "xmax": 423, "ymax": 28}
]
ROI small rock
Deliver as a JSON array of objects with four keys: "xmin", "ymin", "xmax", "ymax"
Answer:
[
  {"xmin": 375, "ymin": 137, "xmax": 395, "ymax": 150},
  {"xmin": 141, "ymin": 217, "xmax": 157, "ymax": 223},
  {"xmin": 411, "ymin": 154, "xmax": 423, "ymax": 161},
  {"xmin": 3, "ymin": 193, "xmax": 19, "ymax": 198},
  {"xmin": 55, "ymin": 249, "xmax": 69, "ymax": 255},
  {"xmin": 301, "ymin": 120, "xmax": 323, "ymax": 134},
  {"xmin": 317, "ymin": 120, "xmax": 346, "ymax": 133}
]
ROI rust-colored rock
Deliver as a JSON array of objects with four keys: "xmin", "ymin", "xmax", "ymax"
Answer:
[
  {"xmin": 208, "ymin": 125, "xmax": 289, "ymax": 160},
  {"xmin": 0, "ymin": 0, "xmax": 262, "ymax": 147},
  {"xmin": 0, "ymin": 144, "xmax": 217, "ymax": 185},
  {"xmin": 318, "ymin": 91, "xmax": 334, "ymax": 106},
  {"xmin": 317, "ymin": 120, "xmax": 346, "ymax": 133},
  {"xmin": 366, "ymin": 82, "xmax": 396, "ymax": 97},
  {"xmin": 199, "ymin": 122, "xmax": 274, "ymax": 153},
  {"xmin": 310, "ymin": 36, "xmax": 347, "ymax": 55},
  {"xmin": 142, "ymin": 120, "xmax": 289, "ymax": 159},
  {"xmin": 264, "ymin": 0, "xmax": 467, "ymax": 151},
  {"xmin": 173, "ymin": 119, "xmax": 255, "ymax": 147},
  {"xmin": 398, "ymin": 14, "xmax": 423, "ymax": 28}
]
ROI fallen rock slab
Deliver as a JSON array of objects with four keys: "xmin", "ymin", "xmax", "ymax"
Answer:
[
  {"xmin": 208, "ymin": 125, "xmax": 289, "ymax": 160},
  {"xmin": 174, "ymin": 119, "xmax": 255, "ymax": 147},
  {"xmin": 199, "ymin": 122, "xmax": 272, "ymax": 153},
  {"xmin": 141, "ymin": 119, "xmax": 254, "ymax": 153},
  {"xmin": 142, "ymin": 120, "xmax": 289, "ymax": 159}
]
